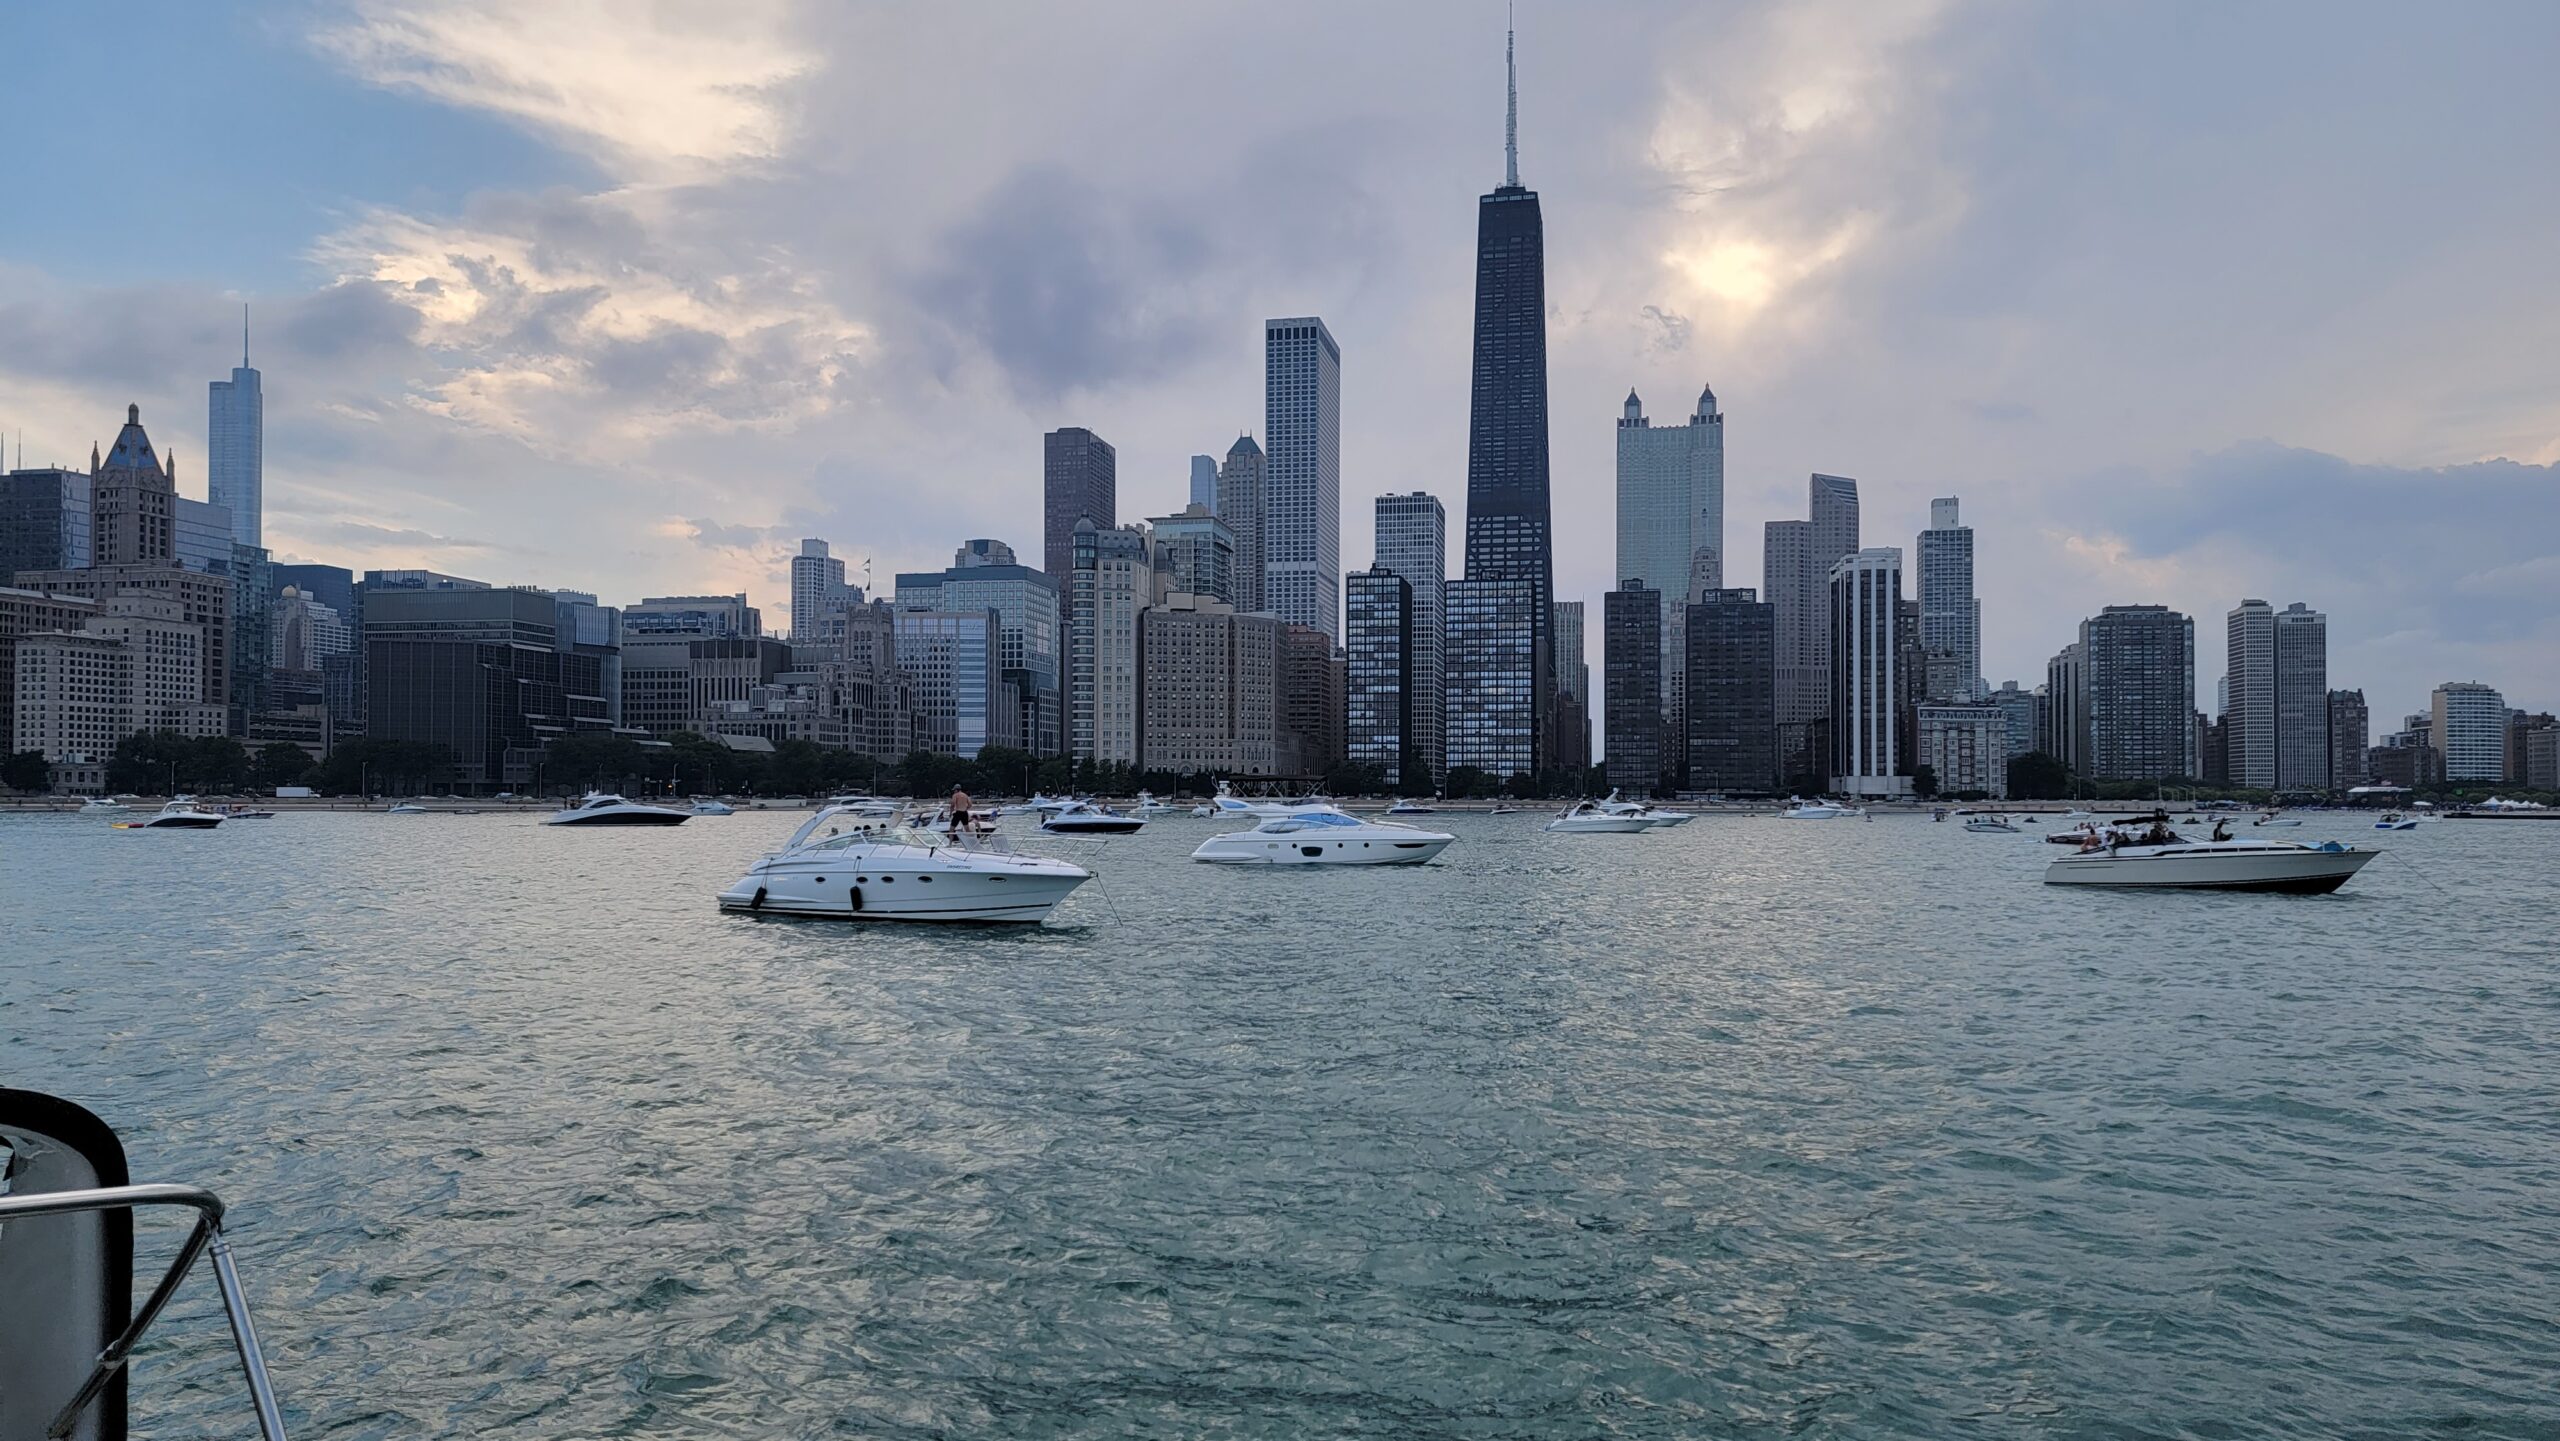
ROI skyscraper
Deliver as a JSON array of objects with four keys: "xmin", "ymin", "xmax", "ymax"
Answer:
[
  {"xmin": 1042, "ymin": 427, "xmax": 1115, "ymax": 581},
  {"xmin": 2328, "ymin": 688, "xmax": 2369, "ymax": 788},
  {"xmin": 1444, "ymin": 577, "xmax": 1537, "ymax": 782},
  {"xmin": 1263, "ymin": 317, "xmax": 1341, "ymax": 640},
  {"xmin": 1602, "ymin": 581, "xmax": 1664, "ymax": 794},
  {"xmin": 2081, "ymin": 605, "xmax": 2198, "ymax": 781},
  {"xmin": 1, "ymin": 467, "xmax": 92, "ymax": 575},
  {"xmin": 2272, "ymin": 601, "xmax": 2329, "ymax": 790},
  {"xmin": 897, "ymin": 558, "xmax": 1064, "ymax": 756},
  {"xmin": 1615, "ymin": 385, "xmax": 1723, "ymax": 759},
  {"xmin": 790, "ymin": 539, "xmax": 852, "ymax": 641},
  {"xmin": 1373, "ymin": 491, "xmax": 1447, "ymax": 790},
  {"xmin": 1685, "ymin": 588, "xmax": 1776, "ymax": 793},
  {"xmin": 1827, "ymin": 547, "xmax": 1906, "ymax": 797},
  {"xmin": 1916, "ymin": 497, "xmax": 1980, "ymax": 701},
  {"xmin": 2430, "ymin": 681, "xmax": 2506, "ymax": 781},
  {"xmin": 208, "ymin": 313, "xmax": 263, "ymax": 548},
  {"xmin": 1551, "ymin": 598, "xmax": 1591, "ymax": 776},
  {"xmin": 1215, "ymin": 435, "xmax": 1266, "ymax": 614},
  {"xmin": 1345, "ymin": 566, "xmax": 1415, "ymax": 788},
  {"xmin": 2225, "ymin": 599, "xmax": 2276, "ymax": 787},
  {"xmin": 1461, "ymin": 25, "xmax": 1554, "ymax": 767},
  {"xmin": 1150, "ymin": 503, "xmax": 1237, "ymax": 606},
  {"xmin": 1767, "ymin": 473, "xmax": 1860, "ymax": 726},
  {"xmin": 1189, "ymin": 454, "xmax": 1218, "ymax": 512},
  {"xmin": 1068, "ymin": 521, "xmax": 1157, "ymax": 764}
]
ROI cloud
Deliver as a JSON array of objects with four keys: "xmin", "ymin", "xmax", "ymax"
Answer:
[{"xmin": 310, "ymin": 0, "xmax": 810, "ymax": 182}]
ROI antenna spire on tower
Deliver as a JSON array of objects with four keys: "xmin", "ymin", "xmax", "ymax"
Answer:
[
  {"xmin": 242, "ymin": 302, "xmax": 250, "ymax": 368},
  {"xmin": 1505, "ymin": 9, "xmax": 1519, "ymax": 188}
]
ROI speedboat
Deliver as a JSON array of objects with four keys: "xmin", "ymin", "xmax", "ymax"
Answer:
[
  {"xmin": 1779, "ymin": 799, "xmax": 1860, "ymax": 820},
  {"xmin": 76, "ymin": 796, "xmax": 127, "ymax": 814},
  {"xmin": 1487, "ymin": 803, "xmax": 1522, "ymax": 816},
  {"xmin": 2253, "ymin": 812, "xmax": 2302, "ymax": 828},
  {"xmin": 1040, "ymin": 800, "xmax": 1145, "ymax": 835},
  {"xmin": 1201, "ymin": 779, "xmax": 1339, "ymax": 820},
  {"xmin": 1547, "ymin": 800, "xmax": 1653, "ymax": 833},
  {"xmin": 1964, "ymin": 814, "xmax": 2020, "ymax": 832},
  {"xmin": 1191, "ymin": 807, "xmax": 1455, "ymax": 864},
  {"xmin": 543, "ymin": 792, "xmax": 691, "ymax": 826},
  {"xmin": 1021, "ymin": 792, "xmax": 1082, "ymax": 817},
  {"xmin": 1384, "ymin": 798, "xmax": 1438, "ymax": 815},
  {"xmin": 385, "ymin": 801, "xmax": 429, "ymax": 814},
  {"xmin": 1131, "ymin": 791, "xmax": 1179, "ymax": 817},
  {"xmin": 2044, "ymin": 833, "xmax": 2380, "ymax": 892},
  {"xmin": 719, "ymin": 806, "xmax": 1090, "ymax": 921},
  {"xmin": 116, "ymin": 799, "xmax": 226, "ymax": 829},
  {"xmin": 690, "ymin": 797, "xmax": 737, "ymax": 815},
  {"xmin": 820, "ymin": 793, "xmax": 902, "ymax": 817},
  {"xmin": 2374, "ymin": 812, "xmax": 2417, "ymax": 831},
  {"xmin": 217, "ymin": 803, "xmax": 279, "ymax": 820},
  {"xmin": 1600, "ymin": 789, "xmax": 1693, "ymax": 826}
]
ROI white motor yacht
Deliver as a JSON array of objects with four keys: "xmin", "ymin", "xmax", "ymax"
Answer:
[
  {"xmin": 1200, "ymin": 779, "xmax": 1340, "ymax": 820},
  {"xmin": 542, "ymin": 792, "xmax": 691, "ymax": 826},
  {"xmin": 2253, "ymin": 812, "xmax": 2302, "ymax": 828},
  {"xmin": 1599, "ymin": 789, "xmax": 1693, "ymax": 826},
  {"xmin": 118, "ymin": 799, "xmax": 225, "ymax": 829},
  {"xmin": 76, "ymin": 796, "xmax": 128, "ymax": 814},
  {"xmin": 1021, "ymin": 792, "xmax": 1083, "ymax": 817},
  {"xmin": 820, "ymin": 794, "xmax": 902, "ymax": 817},
  {"xmin": 2044, "ymin": 833, "xmax": 2379, "ymax": 892},
  {"xmin": 1779, "ymin": 799, "xmax": 1860, "ymax": 820},
  {"xmin": 1131, "ymin": 791, "xmax": 1179, "ymax": 817},
  {"xmin": 385, "ymin": 801, "xmax": 430, "ymax": 814},
  {"xmin": 1546, "ymin": 800, "xmax": 1653, "ymax": 834},
  {"xmin": 1191, "ymin": 807, "xmax": 1455, "ymax": 865},
  {"xmin": 690, "ymin": 798, "xmax": 737, "ymax": 815},
  {"xmin": 2373, "ymin": 812, "xmax": 2417, "ymax": 831},
  {"xmin": 719, "ymin": 807, "xmax": 1091, "ymax": 921},
  {"xmin": 1384, "ymin": 798, "xmax": 1439, "ymax": 816},
  {"xmin": 1964, "ymin": 814, "xmax": 2020, "ymax": 832},
  {"xmin": 1041, "ymin": 800, "xmax": 1146, "ymax": 835}
]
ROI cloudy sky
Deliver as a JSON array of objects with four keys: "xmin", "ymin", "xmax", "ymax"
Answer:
[{"xmin": 6, "ymin": 0, "xmax": 2555, "ymax": 733}]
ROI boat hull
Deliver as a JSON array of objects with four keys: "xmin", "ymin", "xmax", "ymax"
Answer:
[
  {"xmin": 131, "ymin": 816, "xmax": 223, "ymax": 829},
  {"xmin": 1545, "ymin": 818, "xmax": 1652, "ymax": 833},
  {"xmin": 1191, "ymin": 833, "xmax": 1453, "ymax": 865},
  {"xmin": 544, "ymin": 810, "xmax": 690, "ymax": 826},
  {"xmin": 2044, "ymin": 847, "xmax": 2377, "ymax": 892},
  {"xmin": 1041, "ymin": 819, "xmax": 1145, "ymax": 835},
  {"xmin": 718, "ymin": 859, "xmax": 1086, "ymax": 921}
]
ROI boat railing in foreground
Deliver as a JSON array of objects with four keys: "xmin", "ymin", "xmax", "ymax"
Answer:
[{"xmin": 0, "ymin": 1183, "xmax": 288, "ymax": 1441}]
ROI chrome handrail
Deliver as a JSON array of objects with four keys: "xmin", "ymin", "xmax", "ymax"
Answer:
[{"xmin": 0, "ymin": 1183, "xmax": 288, "ymax": 1441}]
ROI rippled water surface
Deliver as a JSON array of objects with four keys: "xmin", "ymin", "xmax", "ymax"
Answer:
[{"xmin": 6, "ymin": 806, "xmax": 2556, "ymax": 1438}]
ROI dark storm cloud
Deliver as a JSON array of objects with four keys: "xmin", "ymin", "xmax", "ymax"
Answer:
[{"xmin": 911, "ymin": 165, "xmax": 1224, "ymax": 402}]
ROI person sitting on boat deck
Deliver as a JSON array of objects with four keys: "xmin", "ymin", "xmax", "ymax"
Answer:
[
  {"xmin": 2142, "ymin": 817, "xmax": 2174, "ymax": 846},
  {"xmin": 2211, "ymin": 819, "xmax": 2233, "ymax": 842},
  {"xmin": 948, "ymin": 787, "xmax": 972, "ymax": 837}
]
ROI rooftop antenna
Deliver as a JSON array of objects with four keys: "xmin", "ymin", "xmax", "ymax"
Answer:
[
  {"xmin": 1505, "ymin": 6, "xmax": 1519, "ymax": 188},
  {"xmin": 243, "ymin": 302, "xmax": 251, "ymax": 368}
]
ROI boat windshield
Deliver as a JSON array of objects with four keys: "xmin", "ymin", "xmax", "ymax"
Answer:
[{"xmin": 1263, "ymin": 812, "xmax": 1359, "ymax": 832}]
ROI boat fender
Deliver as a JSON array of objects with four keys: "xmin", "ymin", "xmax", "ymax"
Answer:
[
  {"xmin": 849, "ymin": 885, "xmax": 864, "ymax": 913},
  {"xmin": 751, "ymin": 886, "xmax": 767, "ymax": 910}
]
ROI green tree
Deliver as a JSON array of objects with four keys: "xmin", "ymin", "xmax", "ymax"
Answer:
[
  {"xmin": 2007, "ymin": 751, "xmax": 2071, "ymax": 800},
  {"xmin": 1323, "ymin": 760, "xmax": 1389, "ymax": 796},
  {"xmin": 254, "ymin": 742, "xmax": 312, "ymax": 790},
  {"xmin": 2, "ymin": 750, "xmax": 51, "ymax": 793},
  {"xmin": 542, "ymin": 731, "xmax": 649, "ymax": 794},
  {"xmin": 1911, "ymin": 764, "xmax": 1939, "ymax": 800}
]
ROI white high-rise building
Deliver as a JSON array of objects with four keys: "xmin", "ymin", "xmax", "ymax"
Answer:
[
  {"xmin": 1916, "ymin": 497, "xmax": 1981, "ymax": 701},
  {"xmin": 1614, "ymin": 385, "xmax": 1723, "ymax": 756},
  {"xmin": 790, "ymin": 538, "xmax": 853, "ymax": 642},
  {"xmin": 2431, "ymin": 681, "xmax": 2507, "ymax": 781},
  {"xmin": 2225, "ymin": 599, "xmax": 2277, "ymax": 788},
  {"xmin": 1373, "ymin": 491, "xmax": 1447, "ymax": 790},
  {"xmin": 2272, "ymin": 601, "xmax": 2328, "ymax": 790},
  {"xmin": 1262, "ymin": 317, "xmax": 1340, "ymax": 640},
  {"xmin": 208, "ymin": 312, "xmax": 263, "ymax": 548},
  {"xmin": 1828, "ymin": 547, "xmax": 1908, "ymax": 797}
]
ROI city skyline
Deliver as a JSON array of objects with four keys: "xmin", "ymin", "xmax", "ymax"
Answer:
[{"xmin": 4, "ymin": 4, "xmax": 2555, "ymax": 727}]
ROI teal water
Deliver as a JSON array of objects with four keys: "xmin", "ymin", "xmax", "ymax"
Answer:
[{"xmin": 5, "ymin": 808, "xmax": 2555, "ymax": 1438}]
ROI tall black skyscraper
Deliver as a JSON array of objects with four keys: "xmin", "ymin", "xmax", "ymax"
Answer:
[
  {"xmin": 1043, "ymin": 427, "xmax": 1116, "ymax": 582},
  {"xmin": 1460, "ymin": 24, "xmax": 1554, "ymax": 770}
]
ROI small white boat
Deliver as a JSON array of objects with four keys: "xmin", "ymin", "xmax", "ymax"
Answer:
[
  {"xmin": 1191, "ymin": 807, "xmax": 1455, "ymax": 865},
  {"xmin": 2373, "ymin": 813, "xmax": 2416, "ymax": 831},
  {"xmin": 1487, "ymin": 804, "xmax": 1522, "ymax": 816},
  {"xmin": 2253, "ymin": 812, "xmax": 2302, "ymax": 828},
  {"xmin": 1779, "ymin": 799, "xmax": 1860, "ymax": 820},
  {"xmin": 1020, "ymin": 792, "xmax": 1083, "ymax": 817},
  {"xmin": 1546, "ymin": 800, "xmax": 1653, "ymax": 834},
  {"xmin": 1964, "ymin": 814, "xmax": 2020, "ymax": 832},
  {"xmin": 2044, "ymin": 835, "xmax": 2379, "ymax": 892},
  {"xmin": 385, "ymin": 802, "xmax": 430, "ymax": 814},
  {"xmin": 543, "ymin": 792, "xmax": 691, "ymax": 827},
  {"xmin": 118, "ymin": 799, "xmax": 225, "ymax": 830},
  {"xmin": 690, "ymin": 798, "xmax": 737, "ymax": 815},
  {"xmin": 1040, "ymin": 800, "xmax": 1145, "ymax": 835},
  {"xmin": 1199, "ymin": 780, "xmax": 1339, "ymax": 820},
  {"xmin": 217, "ymin": 804, "xmax": 279, "ymax": 820},
  {"xmin": 1384, "ymin": 799, "xmax": 1439, "ymax": 816},
  {"xmin": 719, "ymin": 807, "xmax": 1090, "ymax": 922},
  {"xmin": 1131, "ymin": 791, "xmax": 1179, "ymax": 818},
  {"xmin": 77, "ymin": 796, "xmax": 129, "ymax": 814}
]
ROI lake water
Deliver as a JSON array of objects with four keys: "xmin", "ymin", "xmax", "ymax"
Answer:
[{"xmin": 5, "ymin": 806, "xmax": 2555, "ymax": 1438}]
